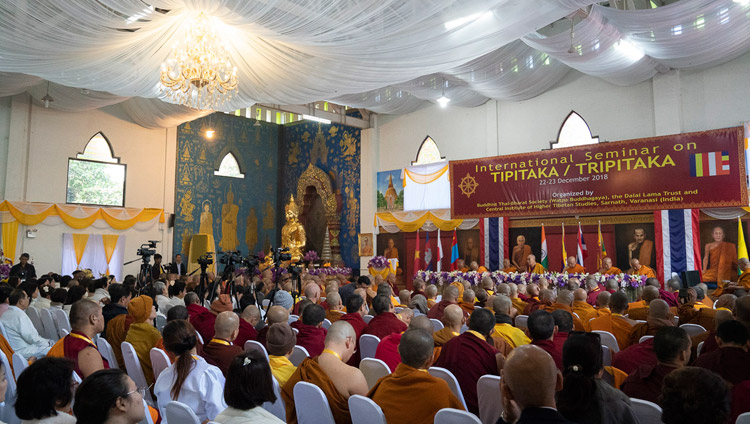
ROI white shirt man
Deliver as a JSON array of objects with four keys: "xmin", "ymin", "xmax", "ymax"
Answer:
[{"xmin": 1, "ymin": 290, "xmax": 53, "ymax": 358}]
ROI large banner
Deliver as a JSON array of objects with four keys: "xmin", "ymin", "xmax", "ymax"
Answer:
[{"xmin": 450, "ymin": 127, "xmax": 748, "ymax": 218}]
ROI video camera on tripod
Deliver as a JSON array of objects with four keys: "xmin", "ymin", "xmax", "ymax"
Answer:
[
  {"xmin": 134, "ymin": 240, "xmax": 160, "ymax": 289},
  {"xmin": 197, "ymin": 252, "xmax": 214, "ymax": 267},
  {"xmin": 136, "ymin": 240, "xmax": 159, "ymax": 258}
]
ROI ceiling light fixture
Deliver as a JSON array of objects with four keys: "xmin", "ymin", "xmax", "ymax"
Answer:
[
  {"xmin": 436, "ymin": 78, "xmax": 450, "ymax": 108},
  {"xmin": 160, "ymin": 12, "xmax": 238, "ymax": 110},
  {"xmin": 41, "ymin": 81, "xmax": 54, "ymax": 108},
  {"xmin": 615, "ymin": 39, "xmax": 645, "ymax": 61}
]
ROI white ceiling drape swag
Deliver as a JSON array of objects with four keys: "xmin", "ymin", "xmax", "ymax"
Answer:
[{"xmin": 0, "ymin": 0, "xmax": 748, "ymax": 125}]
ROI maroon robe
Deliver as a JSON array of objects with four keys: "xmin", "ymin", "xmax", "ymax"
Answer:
[
  {"xmin": 658, "ymin": 289, "xmax": 679, "ymax": 307},
  {"xmin": 202, "ymin": 339, "xmax": 243, "ymax": 376},
  {"xmin": 732, "ymin": 381, "xmax": 750, "ymax": 423},
  {"xmin": 552, "ymin": 332, "xmax": 569, "ymax": 353},
  {"xmin": 531, "ymin": 339, "xmax": 562, "ymax": 370},
  {"xmin": 434, "ymin": 332, "xmax": 499, "ymax": 415},
  {"xmin": 192, "ymin": 312, "xmax": 217, "ymax": 342},
  {"xmin": 257, "ymin": 325, "xmax": 270, "ymax": 347},
  {"xmin": 694, "ymin": 346, "xmax": 750, "ymax": 384},
  {"xmin": 700, "ymin": 330, "xmax": 719, "ymax": 356},
  {"xmin": 374, "ymin": 333, "xmax": 402, "ymax": 372},
  {"xmin": 61, "ymin": 331, "xmax": 110, "ymax": 379},
  {"xmin": 411, "ymin": 290, "xmax": 426, "ymax": 299},
  {"xmin": 621, "ymin": 363, "xmax": 679, "ymax": 405},
  {"xmin": 427, "ymin": 300, "xmax": 457, "ymax": 320},
  {"xmin": 363, "ymin": 312, "xmax": 407, "ymax": 340},
  {"xmin": 186, "ymin": 303, "xmax": 211, "ymax": 320},
  {"xmin": 523, "ymin": 298, "xmax": 551, "ymax": 315},
  {"xmin": 234, "ymin": 319, "xmax": 257, "ymax": 347},
  {"xmin": 586, "ymin": 288, "xmax": 603, "ymax": 306},
  {"xmin": 612, "ymin": 338, "xmax": 657, "ymax": 375},
  {"xmin": 340, "ymin": 312, "xmax": 367, "ymax": 366},
  {"xmin": 295, "ymin": 324, "xmax": 327, "ymax": 358}
]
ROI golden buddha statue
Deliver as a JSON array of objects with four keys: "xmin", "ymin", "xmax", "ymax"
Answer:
[{"xmin": 281, "ymin": 195, "xmax": 306, "ymax": 262}]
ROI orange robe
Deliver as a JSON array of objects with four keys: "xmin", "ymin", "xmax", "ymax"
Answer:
[
  {"xmin": 627, "ymin": 321, "xmax": 673, "ymax": 346},
  {"xmin": 124, "ymin": 323, "xmax": 162, "ymax": 387},
  {"xmin": 629, "ymin": 300, "xmax": 647, "ymax": 310},
  {"xmin": 433, "ymin": 327, "xmax": 460, "ymax": 361},
  {"xmin": 714, "ymin": 270, "xmax": 750, "ymax": 296},
  {"xmin": 368, "ymin": 363, "xmax": 465, "ymax": 423},
  {"xmin": 604, "ymin": 366, "xmax": 628, "ymax": 389},
  {"xmin": 595, "ymin": 307, "xmax": 611, "ymax": 318},
  {"xmin": 634, "ymin": 240, "xmax": 654, "ymax": 268},
  {"xmin": 600, "ymin": 267, "xmax": 623, "ymax": 275},
  {"xmin": 513, "ymin": 245, "xmax": 532, "ymax": 268},
  {"xmin": 477, "ymin": 266, "xmax": 488, "ymax": 273},
  {"xmin": 627, "ymin": 307, "xmax": 648, "ymax": 321},
  {"xmin": 527, "ymin": 263, "xmax": 545, "ymax": 274},
  {"xmin": 702, "ymin": 241, "xmax": 738, "ymax": 283},
  {"xmin": 282, "ymin": 357, "xmax": 352, "ymax": 424},
  {"xmin": 458, "ymin": 302, "xmax": 476, "ymax": 317},
  {"xmin": 676, "ymin": 303, "xmax": 716, "ymax": 329},
  {"xmin": 105, "ymin": 313, "xmax": 133, "ymax": 369},
  {"xmin": 543, "ymin": 304, "xmax": 585, "ymax": 331},
  {"xmin": 451, "ymin": 282, "xmax": 465, "ymax": 301},
  {"xmin": 589, "ymin": 314, "xmax": 634, "ymax": 351},
  {"xmin": 326, "ymin": 309, "xmax": 346, "ymax": 323},
  {"xmin": 0, "ymin": 334, "xmax": 15, "ymax": 377},
  {"xmin": 633, "ymin": 265, "xmax": 656, "ymax": 279},
  {"xmin": 427, "ymin": 299, "xmax": 437, "ymax": 309},
  {"xmin": 510, "ymin": 298, "xmax": 527, "ymax": 316},
  {"xmin": 503, "ymin": 266, "xmax": 517, "ymax": 273},
  {"xmin": 572, "ymin": 301, "xmax": 597, "ymax": 325},
  {"xmin": 566, "ymin": 264, "xmax": 585, "ymax": 274}
]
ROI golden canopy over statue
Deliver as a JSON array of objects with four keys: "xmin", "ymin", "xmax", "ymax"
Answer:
[{"xmin": 281, "ymin": 195, "xmax": 306, "ymax": 262}]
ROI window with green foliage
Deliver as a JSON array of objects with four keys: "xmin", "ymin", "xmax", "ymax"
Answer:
[{"xmin": 66, "ymin": 132, "xmax": 126, "ymax": 206}]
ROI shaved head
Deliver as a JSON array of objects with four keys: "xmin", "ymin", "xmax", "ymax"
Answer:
[
  {"xmin": 443, "ymin": 304, "xmax": 464, "ymax": 328},
  {"xmin": 463, "ymin": 289, "xmax": 476, "ymax": 303},
  {"xmin": 509, "ymin": 283, "xmax": 518, "ymax": 296},
  {"xmin": 267, "ymin": 305, "xmax": 289, "ymax": 325},
  {"xmin": 648, "ymin": 299, "xmax": 671, "ymax": 320},
  {"xmin": 184, "ymin": 292, "xmax": 199, "ymax": 306},
  {"xmin": 326, "ymin": 292, "xmax": 342, "ymax": 308},
  {"xmin": 325, "ymin": 320, "xmax": 355, "ymax": 345},
  {"xmin": 527, "ymin": 283, "xmax": 540, "ymax": 297},
  {"xmin": 399, "ymin": 290, "xmax": 411, "ymax": 305},
  {"xmin": 493, "ymin": 295, "xmax": 512, "ymax": 316},
  {"xmin": 214, "ymin": 311, "xmax": 240, "ymax": 340},
  {"xmin": 497, "ymin": 283, "xmax": 510, "ymax": 296},
  {"xmin": 716, "ymin": 294, "xmax": 737, "ymax": 311},
  {"xmin": 609, "ymin": 292, "xmax": 629, "ymax": 314},
  {"xmin": 556, "ymin": 290, "xmax": 573, "ymax": 306},
  {"xmin": 409, "ymin": 315, "xmax": 433, "ymax": 333},
  {"xmin": 443, "ymin": 286, "xmax": 459, "ymax": 302},
  {"xmin": 425, "ymin": 285, "xmax": 438, "ymax": 298},
  {"xmin": 242, "ymin": 304, "xmax": 260, "ymax": 321},
  {"xmin": 596, "ymin": 291, "xmax": 610, "ymax": 308},
  {"xmin": 539, "ymin": 289, "xmax": 554, "ymax": 303},
  {"xmin": 715, "ymin": 310, "xmax": 734, "ymax": 329},
  {"xmin": 304, "ymin": 283, "xmax": 321, "ymax": 302},
  {"xmin": 399, "ymin": 329, "xmax": 435, "ymax": 368},
  {"xmin": 642, "ymin": 286, "xmax": 660, "ymax": 303},
  {"xmin": 605, "ymin": 279, "xmax": 618, "ymax": 291},
  {"xmin": 736, "ymin": 295, "xmax": 750, "ymax": 325},
  {"xmin": 573, "ymin": 289, "xmax": 587, "ymax": 302},
  {"xmin": 585, "ymin": 278, "xmax": 598, "ymax": 290},
  {"xmin": 70, "ymin": 299, "xmax": 101, "ymax": 329},
  {"xmin": 502, "ymin": 345, "xmax": 561, "ymax": 409}
]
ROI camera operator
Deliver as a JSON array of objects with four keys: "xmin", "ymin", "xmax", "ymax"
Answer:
[{"xmin": 150, "ymin": 254, "xmax": 165, "ymax": 281}]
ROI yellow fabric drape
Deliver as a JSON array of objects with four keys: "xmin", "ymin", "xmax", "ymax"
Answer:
[
  {"xmin": 402, "ymin": 164, "xmax": 449, "ymax": 187},
  {"xmin": 0, "ymin": 201, "xmax": 164, "ymax": 230},
  {"xmin": 102, "ymin": 235, "xmax": 119, "ymax": 274},
  {"xmin": 374, "ymin": 211, "xmax": 465, "ymax": 232},
  {"xmin": 1, "ymin": 221, "xmax": 19, "ymax": 262},
  {"xmin": 72, "ymin": 234, "xmax": 90, "ymax": 267}
]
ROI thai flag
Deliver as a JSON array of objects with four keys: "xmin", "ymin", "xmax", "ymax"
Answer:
[
  {"xmin": 437, "ymin": 229, "xmax": 444, "ymax": 272},
  {"xmin": 576, "ymin": 223, "xmax": 588, "ymax": 265},
  {"xmin": 479, "ymin": 217, "xmax": 508, "ymax": 271},
  {"xmin": 654, "ymin": 209, "xmax": 702, "ymax": 283},
  {"xmin": 450, "ymin": 230, "xmax": 459, "ymax": 271}
]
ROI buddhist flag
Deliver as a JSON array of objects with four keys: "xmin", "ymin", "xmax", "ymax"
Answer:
[
  {"xmin": 437, "ymin": 229, "xmax": 444, "ymax": 272},
  {"xmin": 690, "ymin": 151, "xmax": 730, "ymax": 177},
  {"xmin": 597, "ymin": 221, "xmax": 606, "ymax": 270},
  {"xmin": 414, "ymin": 229, "xmax": 421, "ymax": 272},
  {"xmin": 739, "ymin": 218, "xmax": 748, "ymax": 276},
  {"xmin": 540, "ymin": 224, "xmax": 548, "ymax": 270},
  {"xmin": 561, "ymin": 223, "xmax": 567, "ymax": 272},
  {"xmin": 450, "ymin": 230, "xmax": 459, "ymax": 271},
  {"xmin": 425, "ymin": 231, "xmax": 433, "ymax": 271}
]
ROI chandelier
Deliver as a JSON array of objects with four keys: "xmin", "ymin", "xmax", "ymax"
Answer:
[{"xmin": 160, "ymin": 13, "xmax": 238, "ymax": 110}]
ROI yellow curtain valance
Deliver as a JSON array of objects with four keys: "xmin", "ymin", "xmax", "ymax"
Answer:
[
  {"xmin": 0, "ymin": 201, "xmax": 165, "ymax": 230},
  {"xmin": 402, "ymin": 164, "xmax": 449, "ymax": 187},
  {"xmin": 375, "ymin": 209, "xmax": 466, "ymax": 232}
]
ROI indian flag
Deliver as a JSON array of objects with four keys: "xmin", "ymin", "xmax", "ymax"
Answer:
[{"xmin": 541, "ymin": 224, "xmax": 548, "ymax": 269}]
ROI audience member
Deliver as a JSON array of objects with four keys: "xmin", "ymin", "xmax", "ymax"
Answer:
[
  {"xmin": 213, "ymin": 351, "xmax": 284, "ymax": 423},
  {"xmin": 266, "ymin": 323, "xmax": 297, "ymax": 387},
  {"xmin": 102, "ymin": 283, "xmax": 130, "ymax": 334},
  {"xmin": 694, "ymin": 319, "xmax": 750, "ymax": 384},
  {"xmin": 155, "ymin": 320, "xmax": 226, "ymax": 424},
  {"xmin": 492, "ymin": 295, "xmax": 530, "ymax": 348},
  {"xmin": 258, "ymin": 306, "xmax": 289, "ymax": 347},
  {"xmin": 9, "ymin": 253, "xmax": 36, "ymax": 279},
  {"xmin": 425, "ymin": 285, "xmax": 438, "ymax": 309},
  {"xmin": 427, "ymin": 285, "xmax": 460, "ymax": 320},
  {"xmin": 375, "ymin": 315, "xmax": 433, "ymax": 371},
  {"xmin": 0, "ymin": 288, "xmax": 52, "ymax": 358},
  {"xmin": 338, "ymin": 276, "xmax": 371, "ymax": 307},
  {"xmin": 193, "ymin": 294, "xmax": 234, "ymax": 342},
  {"xmin": 409, "ymin": 294, "xmax": 428, "ymax": 315},
  {"xmin": 588, "ymin": 292, "xmax": 635, "ymax": 350},
  {"xmin": 48, "ymin": 299, "xmax": 109, "ymax": 379},
  {"xmin": 572, "ymin": 288, "xmax": 596, "ymax": 324},
  {"xmin": 528, "ymin": 310, "xmax": 561, "ymax": 369},
  {"xmin": 362, "ymin": 294, "xmax": 407, "ymax": 339},
  {"xmin": 64, "ymin": 285, "xmax": 87, "ymax": 313},
  {"xmin": 433, "ymin": 304, "xmax": 464, "ymax": 361},
  {"xmin": 74, "ymin": 369, "xmax": 146, "ymax": 424},
  {"xmin": 89, "ymin": 277, "xmax": 111, "ymax": 305},
  {"xmin": 32, "ymin": 285, "xmax": 52, "ymax": 310},
  {"xmin": 325, "ymin": 292, "xmax": 346, "ymax": 323},
  {"xmin": 236, "ymin": 305, "xmax": 259, "ymax": 346},
  {"xmin": 628, "ymin": 299, "xmax": 675, "ymax": 345},
  {"xmin": 660, "ymin": 367, "xmax": 730, "ymax": 424},
  {"xmin": 458, "ymin": 289, "xmax": 476, "ymax": 316},
  {"xmin": 339, "ymin": 290, "xmax": 368, "ymax": 366},
  {"xmin": 295, "ymin": 304, "xmax": 327, "ymax": 357},
  {"xmin": 0, "ymin": 284, "xmax": 11, "ymax": 319},
  {"xmin": 15, "ymin": 357, "xmax": 76, "ymax": 423},
  {"xmin": 203, "ymin": 311, "xmax": 244, "ymax": 376},
  {"xmin": 123, "ymin": 295, "xmax": 162, "ymax": 386}
]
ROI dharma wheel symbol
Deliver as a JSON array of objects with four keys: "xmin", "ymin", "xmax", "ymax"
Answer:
[{"xmin": 459, "ymin": 173, "xmax": 478, "ymax": 198}]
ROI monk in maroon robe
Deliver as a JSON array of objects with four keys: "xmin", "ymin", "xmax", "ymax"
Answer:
[
  {"xmin": 363, "ymin": 295, "xmax": 407, "ymax": 340},
  {"xmin": 694, "ymin": 320, "xmax": 750, "ymax": 385},
  {"xmin": 427, "ymin": 286, "xmax": 460, "ymax": 320},
  {"xmin": 258, "ymin": 305, "xmax": 289, "ymax": 347},
  {"xmin": 527, "ymin": 311, "xmax": 562, "ymax": 370},
  {"xmin": 612, "ymin": 337, "xmax": 657, "ymax": 375},
  {"xmin": 295, "ymin": 304, "xmax": 328, "ymax": 357},
  {"xmin": 434, "ymin": 309, "xmax": 501, "ymax": 415},
  {"xmin": 202, "ymin": 311, "xmax": 243, "ymax": 376},
  {"xmin": 192, "ymin": 294, "xmax": 233, "ymax": 342},
  {"xmin": 48, "ymin": 300, "xmax": 109, "ymax": 379},
  {"xmin": 340, "ymin": 291, "xmax": 369, "ymax": 366}
]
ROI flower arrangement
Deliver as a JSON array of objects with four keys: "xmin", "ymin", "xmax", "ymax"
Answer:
[
  {"xmin": 303, "ymin": 250, "xmax": 320, "ymax": 262},
  {"xmin": 0, "ymin": 264, "xmax": 9, "ymax": 280},
  {"xmin": 309, "ymin": 267, "xmax": 352, "ymax": 276},
  {"xmin": 414, "ymin": 269, "xmax": 647, "ymax": 289},
  {"xmin": 368, "ymin": 256, "xmax": 389, "ymax": 269}
]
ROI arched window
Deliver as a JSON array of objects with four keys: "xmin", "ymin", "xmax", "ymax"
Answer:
[
  {"xmin": 214, "ymin": 152, "xmax": 245, "ymax": 178},
  {"xmin": 66, "ymin": 132, "xmax": 126, "ymax": 206},
  {"xmin": 551, "ymin": 111, "xmax": 599, "ymax": 149},
  {"xmin": 412, "ymin": 136, "xmax": 445, "ymax": 165}
]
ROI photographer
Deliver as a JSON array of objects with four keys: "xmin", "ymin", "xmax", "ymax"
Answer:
[{"xmin": 150, "ymin": 254, "xmax": 165, "ymax": 281}]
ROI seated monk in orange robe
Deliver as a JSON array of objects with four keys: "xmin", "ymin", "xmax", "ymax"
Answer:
[
  {"xmin": 458, "ymin": 290, "xmax": 477, "ymax": 317},
  {"xmin": 598, "ymin": 257, "xmax": 622, "ymax": 275},
  {"xmin": 571, "ymin": 289, "xmax": 597, "ymax": 325},
  {"xmin": 433, "ymin": 305, "xmax": 465, "ymax": 361},
  {"xmin": 702, "ymin": 226, "xmax": 738, "ymax": 285},
  {"xmin": 714, "ymin": 258, "xmax": 750, "ymax": 296},
  {"xmin": 627, "ymin": 299, "xmax": 676, "ymax": 346},
  {"xmin": 105, "ymin": 310, "xmax": 134, "ymax": 368},
  {"xmin": 48, "ymin": 300, "xmax": 109, "ymax": 379},
  {"xmin": 282, "ymin": 321, "xmax": 368, "ymax": 424},
  {"xmin": 512, "ymin": 236, "xmax": 532, "ymax": 269},
  {"xmin": 368, "ymin": 328, "xmax": 465, "ymax": 423},
  {"xmin": 502, "ymin": 259, "xmax": 517, "ymax": 273},
  {"xmin": 629, "ymin": 259, "xmax": 656, "ymax": 279},
  {"xmin": 508, "ymin": 283, "xmax": 527, "ymax": 315},
  {"xmin": 524, "ymin": 287, "xmax": 553, "ymax": 315},
  {"xmin": 628, "ymin": 286, "xmax": 661, "ymax": 321},
  {"xmin": 589, "ymin": 292, "xmax": 636, "ymax": 351},
  {"xmin": 541, "ymin": 290, "xmax": 585, "ymax": 331},
  {"xmin": 564, "ymin": 256, "xmax": 585, "ymax": 274},
  {"xmin": 325, "ymin": 293, "xmax": 346, "ymax": 323},
  {"xmin": 425, "ymin": 285, "xmax": 439, "ymax": 309},
  {"xmin": 675, "ymin": 288, "xmax": 716, "ymax": 329}
]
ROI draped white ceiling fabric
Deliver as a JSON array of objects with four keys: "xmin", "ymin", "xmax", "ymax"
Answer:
[{"xmin": 0, "ymin": 0, "xmax": 748, "ymax": 126}]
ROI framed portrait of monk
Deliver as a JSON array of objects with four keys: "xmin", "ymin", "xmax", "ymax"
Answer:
[
  {"xmin": 457, "ymin": 229, "xmax": 481, "ymax": 267},
  {"xmin": 508, "ymin": 227, "xmax": 541, "ymax": 271},
  {"xmin": 359, "ymin": 233, "xmax": 374, "ymax": 257},
  {"xmin": 699, "ymin": 221, "xmax": 739, "ymax": 284},
  {"xmin": 615, "ymin": 224, "xmax": 656, "ymax": 273},
  {"xmin": 377, "ymin": 233, "xmax": 405, "ymax": 274}
]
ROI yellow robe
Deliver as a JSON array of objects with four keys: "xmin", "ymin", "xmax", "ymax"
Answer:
[
  {"xmin": 269, "ymin": 355, "xmax": 297, "ymax": 387},
  {"xmin": 124, "ymin": 323, "xmax": 162, "ymax": 387},
  {"xmin": 527, "ymin": 263, "xmax": 546, "ymax": 274},
  {"xmin": 511, "ymin": 298, "xmax": 527, "ymax": 316},
  {"xmin": 589, "ymin": 314, "xmax": 634, "ymax": 351},
  {"xmin": 493, "ymin": 323, "xmax": 530, "ymax": 348},
  {"xmin": 572, "ymin": 301, "xmax": 597, "ymax": 325},
  {"xmin": 566, "ymin": 264, "xmax": 585, "ymax": 274}
]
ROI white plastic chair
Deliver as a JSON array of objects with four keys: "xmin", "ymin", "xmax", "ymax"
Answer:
[
  {"xmin": 639, "ymin": 335, "xmax": 654, "ymax": 344},
  {"xmin": 359, "ymin": 334, "xmax": 380, "ymax": 360},
  {"xmin": 60, "ymin": 328, "xmax": 69, "ymax": 336},
  {"xmin": 477, "ymin": 375, "xmax": 503, "ymax": 424},
  {"xmin": 121, "ymin": 341, "xmax": 155, "ymax": 406},
  {"xmin": 429, "ymin": 367, "xmax": 468, "ymax": 410},
  {"xmin": 679, "ymin": 323, "xmax": 707, "ymax": 337},
  {"xmin": 697, "ymin": 341, "xmax": 705, "ymax": 357},
  {"xmin": 629, "ymin": 398, "xmax": 662, "ymax": 424},
  {"xmin": 431, "ymin": 318, "xmax": 445, "ymax": 331},
  {"xmin": 51, "ymin": 308, "xmax": 71, "ymax": 336},
  {"xmin": 290, "ymin": 345, "xmax": 310, "ymax": 366},
  {"xmin": 11, "ymin": 353, "xmax": 26, "ymax": 380},
  {"xmin": 515, "ymin": 315, "xmax": 528, "ymax": 329},
  {"xmin": 460, "ymin": 324, "xmax": 468, "ymax": 334},
  {"xmin": 363, "ymin": 314, "xmax": 374, "ymax": 324},
  {"xmin": 0, "ymin": 348, "xmax": 20, "ymax": 424},
  {"xmin": 322, "ymin": 318, "xmax": 332, "ymax": 330},
  {"xmin": 359, "ymin": 357, "xmax": 391, "ymax": 389},
  {"xmin": 155, "ymin": 315, "xmax": 167, "ymax": 332},
  {"xmin": 673, "ymin": 316, "xmax": 679, "ymax": 325},
  {"xmin": 244, "ymin": 340, "xmax": 270, "ymax": 361},
  {"xmin": 137, "ymin": 399, "xmax": 155, "ymax": 424},
  {"xmin": 349, "ymin": 394, "xmax": 387, "ymax": 424},
  {"xmin": 434, "ymin": 408, "xmax": 482, "ymax": 424},
  {"xmin": 635, "ymin": 319, "xmax": 647, "ymax": 324},
  {"xmin": 289, "ymin": 315, "xmax": 299, "ymax": 324},
  {"xmin": 0, "ymin": 322, "xmax": 8, "ymax": 340},
  {"xmin": 601, "ymin": 345, "xmax": 612, "ymax": 367},
  {"xmin": 293, "ymin": 381, "xmax": 336, "ymax": 424},
  {"xmin": 262, "ymin": 377, "xmax": 286, "ymax": 421},
  {"xmin": 592, "ymin": 330, "xmax": 620, "ymax": 353},
  {"xmin": 737, "ymin": 412, "xmax": 750, "ymax": 424},
  {"xmin": 25, "ymin": 307, "xmax": 45, "ymax": 337},
  {"xmin": 165, "ymin": 400, "xmax": 201, "ymax": 424},
  {"xmin": 194, "ymin": 330, "xmax": 204, "ymax": 345},
  {"xmin": 149, "ymin": 348, "xmax": 170, "ymax": 382},
  {"xmin": 39, "ymin": 308, "xmax": 59, "ymax": 340},
  {"xmin": 97, "ymin": 337, "xmax": 119, "ymax": 369}
]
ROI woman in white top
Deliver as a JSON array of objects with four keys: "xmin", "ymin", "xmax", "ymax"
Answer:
[
  {"xmin": 73, "ymin": 369, "xmax": 145, "ymax": 424},
  {"xmin": 213, "ymin": 351, "xmax": 284, "ymax": 424},
  {"xmin": 15, "ymin": 357, "xmax": 77, "ymax": 424},
  {"xmin": 154, "ymin": 320, "xmax": 226, "ymax": 424}
]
